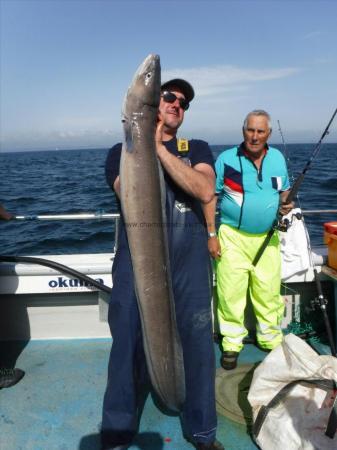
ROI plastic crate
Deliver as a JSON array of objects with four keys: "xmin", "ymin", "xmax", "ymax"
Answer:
[{"xmin": 324, "ymin": 222, "xmax": 337, "ymax": 270}]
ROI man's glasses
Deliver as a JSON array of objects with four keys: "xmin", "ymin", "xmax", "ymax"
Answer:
[{"xmin": 161, "ymin": 91, "xmax": 189, "ymax": 111}]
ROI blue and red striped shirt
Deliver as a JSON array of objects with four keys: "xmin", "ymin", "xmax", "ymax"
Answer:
[{"xmin": 215, "ymin": 144, "xmax": 290, "ymax": 233}]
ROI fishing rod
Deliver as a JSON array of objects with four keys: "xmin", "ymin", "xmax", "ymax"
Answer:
[
  {"xmin": 252, "ymin": 108, "xmax": 337, "ymax": 266},
  {"xmin": 292, "ymin": 206, "xmax": 337, "ymax": 358},
  {"xmin": 277, "ymin": 119, "xmax": 288, "ymax": 165},
  {"xmin": 254, "ymin": 113, "xmax": 337, "ymax": 359},
  {"xmin": 285, "ymin": 107, "xmax": 337, "ymax": 204},
  {"xmin": 276, "ymin": 118, "xmax": 298, "ymax": 232}
]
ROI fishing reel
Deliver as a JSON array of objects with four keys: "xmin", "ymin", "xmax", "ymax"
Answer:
[
  {"xmin": 276, "ymin": 211, "xmax": 303, "ymax": 232},
  {"xmin": 310, "ymin": 293, "xmax": 328, "ymax": 312}
]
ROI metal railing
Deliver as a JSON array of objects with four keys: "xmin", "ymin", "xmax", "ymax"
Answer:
[
  {"xmin": 11, "ymin": 209, "xmax": 336, "ymax": 253},
  {"xmin": 14, "ymin": 212, "xmax": 120, "ymax": 253}
]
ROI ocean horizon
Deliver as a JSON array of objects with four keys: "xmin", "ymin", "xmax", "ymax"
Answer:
[{"xmin": 1, "ymin": 141, "xmax": 337, "ymax": 154}]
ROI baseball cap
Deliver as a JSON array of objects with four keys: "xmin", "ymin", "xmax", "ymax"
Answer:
[{"xmin": 160, "ymin": 78, "xmax": 195, "ymax": 103}]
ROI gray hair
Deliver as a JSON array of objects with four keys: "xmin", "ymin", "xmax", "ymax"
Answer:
[{"xmin": 243, "ymin": 110, "xmax": 272, "ymax": 131}]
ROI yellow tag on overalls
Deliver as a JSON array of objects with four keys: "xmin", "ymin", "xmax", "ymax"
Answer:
[{"xmin": 177, "ymin": 139, "xmax": 189, "ymax": 153}]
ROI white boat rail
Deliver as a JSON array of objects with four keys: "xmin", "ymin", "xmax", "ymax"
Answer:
[
  {"xmin": 302, "ymin": 210, "xmax": 337, "ymax": 214},
  {"xmin": 14, "ymin": 212, "xmax": 120, "ymax": 220},
  {"xmin": 11, "ymin": 209, "xmax": 336, "ymax": 253},
  {"xmin": 13, "ymin": 212, "xmax": 120, "ymax": 252},
  {"xmin": 12, "ymin": 209, "xmax": 337, "ymax": 222}
]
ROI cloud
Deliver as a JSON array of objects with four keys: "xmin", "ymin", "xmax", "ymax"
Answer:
[
  {"xmin": 162, "ymin": 65, "xmax": 300, "ymax": 96},
  {"xmin": 302, "ymin": 30, "xmax": 323, "ymax": 40},
  {"xmin": 311, "ymin": 57, "xmax": 335, "ymax": 65},
  {"xmin": 1, "ymin": 127, "xmax": 117, "ymax": 151}
]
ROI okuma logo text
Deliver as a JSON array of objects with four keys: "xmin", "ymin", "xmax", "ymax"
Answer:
[{"xmin": 48, "ymin": 276, "xmax": 104, "ymax": 289}]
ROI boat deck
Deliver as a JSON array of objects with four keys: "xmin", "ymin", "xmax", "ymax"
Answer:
[
  {"xmin": 0, "ymin": 338, "xmax": 278, "ymax": 450},
  {"xmin": 1, "ymin": 261, "xmax": 336, "ymax": 449}
]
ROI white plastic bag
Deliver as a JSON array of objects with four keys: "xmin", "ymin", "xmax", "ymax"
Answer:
[
  {"xmin": 248, "ymin": 334, "xmax": 337, "ymax": 449},
  {"xmin": 279, "ymin": 208, "xmax": 311, "ymax": 280}
]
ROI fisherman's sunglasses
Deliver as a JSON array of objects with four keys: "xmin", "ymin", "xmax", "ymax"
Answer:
[{"xmin": 161, "ymin": 91, "xmax": 190, "ymax": 111}]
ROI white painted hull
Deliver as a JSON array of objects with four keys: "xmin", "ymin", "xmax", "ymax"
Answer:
[
  {"xmin": 0, "ymin": 253, "xmax": 114, "ymax": 340},
  {"xmin": 0, "ymin": 253, "xmax": 114, "ymax": 295},
  {"xmin": 0, "ymin": 248, "xmax": 336, "ymax": 343}
]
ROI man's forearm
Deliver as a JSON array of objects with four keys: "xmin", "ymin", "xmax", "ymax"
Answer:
[
  {"xmin": 156, "ymin": 144, "xmax": 214, "ymax": 204},
  {"xmin": 280, "ymin": 190, "xmax": 290, "ymax": 203},
  {"xmin": 203, "ymin": 195, "xmax": 221, "ymax": 259},
  {"xmin": 279, "ymin": 189, "xmax": 294, "ymax": 215},
  {"xmin": 202, "ymin": 196, "xmax": 217, "ymax": 234}
]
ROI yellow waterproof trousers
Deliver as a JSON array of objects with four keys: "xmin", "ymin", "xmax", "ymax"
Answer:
[{"xmin": 216, "ymin": 224, "xmax": 284, "ymax": 352}]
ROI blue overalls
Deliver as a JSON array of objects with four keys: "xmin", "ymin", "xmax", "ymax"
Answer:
[{"xmin": 101, "ymin": 139, "xmax": 217, "ymax": 448}]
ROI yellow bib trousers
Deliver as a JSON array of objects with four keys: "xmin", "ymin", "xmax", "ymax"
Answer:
[{"xmin": 216, "ymin": 224, "xmax": 284, "ymax": 352}]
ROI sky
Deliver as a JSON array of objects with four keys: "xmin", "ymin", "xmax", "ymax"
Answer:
[{"xmin": 1, "ymin": 0, "xmax": 337, "ymax": 152}]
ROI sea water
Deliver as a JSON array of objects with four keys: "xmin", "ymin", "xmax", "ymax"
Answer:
[{"xmin": 0, "ymin": 144, "xmax": 336, "ymax": 255}]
